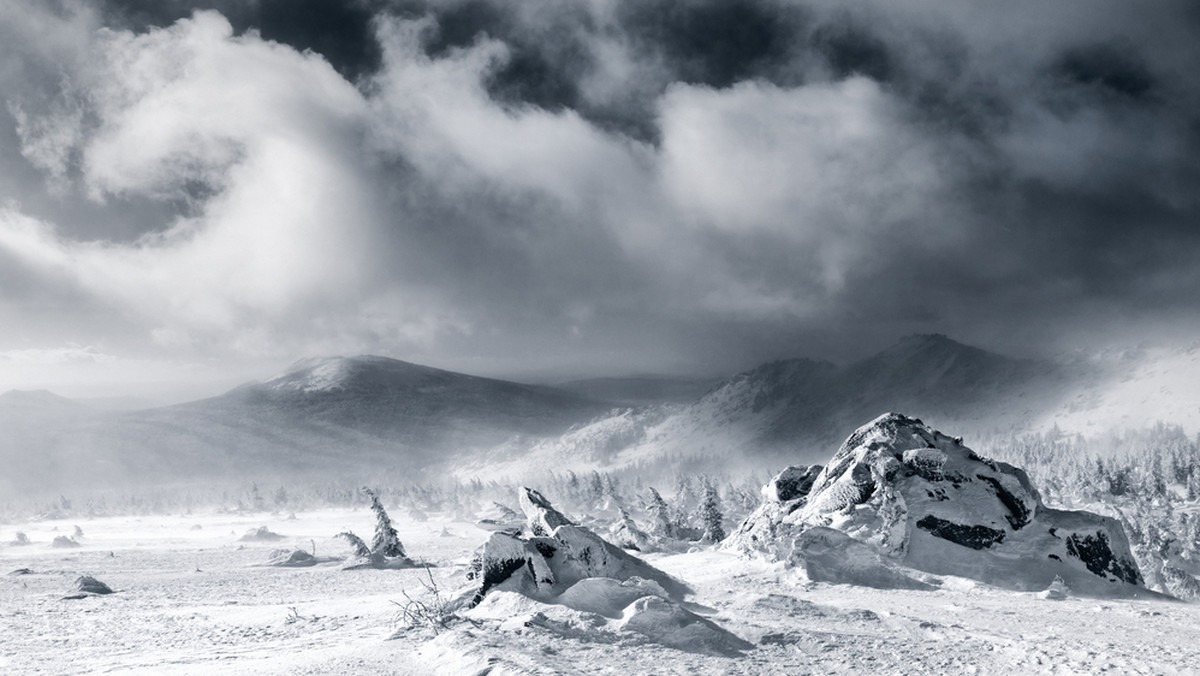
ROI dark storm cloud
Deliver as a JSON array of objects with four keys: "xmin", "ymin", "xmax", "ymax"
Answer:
[
  {"xmin": 100, "ymin": 0, "xmax": 387, "ymax": 80},
  {"xmin": 2, "ymin": 0, "xmax": 1200, "ymax": 390}
]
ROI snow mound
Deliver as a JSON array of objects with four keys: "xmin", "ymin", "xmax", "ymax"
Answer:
[
  {"xmin": 796, "ymin": 527, "xmax": 934, "ymax": 590},
  {"xmin": 261, "ymin": 549, "xmax": 341, "ymax": 567},
  {"xmin": 618, "ymin": 595, "xmax": 754, "ymax": 657},
  {"xmin": 729, "ymin": 413, "xmax": 1146, "ymax": 595},
  {"xmin": 51, "ymin": 535, "xmax": 80, "ymax": 548},
  {"xmin": 463, "ymin": 587, "xmax": 751, "ymax": 658},
  {"xmin": 239, "ymin": 526, "xmax": 284, "ymax": 542},
  {"xmin": 1041, "ymin": 575, "xmax": 1070, "ymax": 600},
  {"xmin": 555, "ymin": 576, "xmax": 669, "ymax": 619}
]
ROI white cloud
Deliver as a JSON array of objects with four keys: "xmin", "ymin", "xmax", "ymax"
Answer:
[{"xmin": 1, "ymin": 1, "xmax": 1198, "ymax": 386}]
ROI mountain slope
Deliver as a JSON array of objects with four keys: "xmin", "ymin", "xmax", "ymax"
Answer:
[
  {"xmin": 0, "ymin": 356, "xmax": 610, "ymax": 498},
  {"xmin": 478, "ymin": 335, "xmax": 1067, "ymax": 479}
]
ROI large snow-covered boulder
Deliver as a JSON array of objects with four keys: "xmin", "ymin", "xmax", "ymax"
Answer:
[{"xmin": 728, "ymin": 413, "xmax": 1145, "ymax": 595}]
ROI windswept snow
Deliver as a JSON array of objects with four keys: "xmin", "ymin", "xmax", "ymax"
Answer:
[{"xmin": 5, "ymin": 505, "xmax": 1200, "ymax": 674}]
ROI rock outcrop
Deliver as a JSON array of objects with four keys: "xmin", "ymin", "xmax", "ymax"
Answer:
[
  {"xmin": 470, "ymin": 488, "xmax": 690, "ymax": 606},
  {"xmin": 728, "ymin": 413, "xmax": 1146, "ymax": 595},
  {"xmin": 463, "ymin": 488, "xmax": 750, "ymax": 656}
]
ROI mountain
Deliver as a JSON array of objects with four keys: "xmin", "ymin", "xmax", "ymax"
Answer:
[
  {"xmin": 0, "ymin": 388, "xmax": 88, "ymax": 415},
  {"xmin": 479, "ymin": 335, "xmax": 1067, "ymax": 479},
  {"xmin": 6, "ymin": 337, "xmax": 1198, "ymax": 499},
  {"xmin": 0, "ymin": 356, "xmax": 610, "ymax": 499},
  {"xmin": 554, "ymin": 375, "xmax": 725, "ymax": 407},
  {"xmin": 204, "ymin": 355, "xmax": 607, "ymax": 439}
]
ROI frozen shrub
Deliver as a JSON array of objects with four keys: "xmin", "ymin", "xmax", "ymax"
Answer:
[{"xmin": 336, "ymin": 531, "xmax": 371, "ymax": 558}]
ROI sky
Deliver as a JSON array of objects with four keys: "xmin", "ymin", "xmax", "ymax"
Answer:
[{"xmin": 1, "ymin": 0, "xmax": 1199, "ymax": 401}]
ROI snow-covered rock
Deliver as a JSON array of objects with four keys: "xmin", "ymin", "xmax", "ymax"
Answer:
[
  {"xmin": 458, "ymin": 488, "xmax": 754, "ymax": 656},
  {"xmin": 725, "ymin": 464, "xmax": 822, "ymax": 560},
  {"xmin": 729, "ymin": 413, "xmax": 1146, "ymax": 595},
  {"xmin": 470, "ymin": 488, "xmax": 690, "ymax": 606},
  {"xmin": 1040, "ymin": 575, "xmax": 1070, "ymax": 600}
]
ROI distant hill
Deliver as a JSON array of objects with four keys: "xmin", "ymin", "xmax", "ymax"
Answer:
[
  {"xmin": 0, "ymin": 356, "xmax": 610, "ymax": 499},
  {"xmin": 477, "ymin": 335, "xmax": 1068, "ymax": 479},
  {"xmin": 6, "ymin": 337, "xmax": 1199, "ymax": 499},
  {"xmin": 554, "ymin": 375, "xmax": 725, "ymax": 407}
]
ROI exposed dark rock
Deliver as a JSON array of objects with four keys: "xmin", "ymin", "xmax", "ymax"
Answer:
[
  {"xmin": 916, "ymin": 515, "xmax": 1005, "ymax": 550},
  {"xmin": 977, "ymin": 474, "xmax": 1032, "ymax": 530},
  {"xmin": 73, "ymin": 576, "xmax": 113, "ymax": 595},
  {"xmin": 769, "ymin": 465, "xmax": 823, "ymax": 502},
  {"xmin": 1065, "ymin": 532, "xmax": 1142, "ymax": 585}
]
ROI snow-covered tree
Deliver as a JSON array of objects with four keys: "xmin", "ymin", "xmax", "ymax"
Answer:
[
  {"xmin": 645, "ymin": 487, "xmax": 675, "ymax": 539},
  {"xmin": 698, "ymin": 481, "xmax": 725, "ymax": 544},
  {"xmin": 363, "ymin": 486, "xmax": 405, "ymax": 558}
]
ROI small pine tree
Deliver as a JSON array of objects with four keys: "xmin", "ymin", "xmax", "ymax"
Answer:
[
  {"xmin": 362, "ymin": 487, "xmax": 406, "ymax": 559},
  {"xmin": 646, "ymin": 487, "xmax": 675, "ymax": 539},
  {"xmin": 698, "ymin": 481, "xmax": 725, "ymax": 544},
  {"xmin": 588, "ymin": 471, "xmax": 605, "ymax": 504}
]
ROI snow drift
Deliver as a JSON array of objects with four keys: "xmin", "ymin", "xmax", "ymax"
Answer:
[{"xmin": 729, "ymin": 413, "xmax": 1146, "ymax": 595}]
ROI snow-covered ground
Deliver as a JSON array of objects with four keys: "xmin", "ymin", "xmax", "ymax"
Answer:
[{"xmin": 5, "ymin": 508, "xmax": 1200, "ymax": 674}]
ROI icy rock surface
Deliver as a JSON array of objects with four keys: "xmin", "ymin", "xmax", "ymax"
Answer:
[{"xmin": 730, "ymin": 413, "xmax": 1145, "ymax": 594}]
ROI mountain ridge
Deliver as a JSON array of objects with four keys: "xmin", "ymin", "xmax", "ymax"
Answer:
[{"xmin": 5, "ymin": 336, "xmax": 1199, "ymax": 497}]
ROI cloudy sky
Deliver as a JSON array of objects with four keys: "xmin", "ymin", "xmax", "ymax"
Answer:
[{"xmin": 1, "ymin": 0, "xmax": 1199, "ymax": 400}]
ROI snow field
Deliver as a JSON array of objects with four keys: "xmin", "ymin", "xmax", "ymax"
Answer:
[{"xmin": 4, "ymin": 508, "xmax": 1200, "ymax": 674}]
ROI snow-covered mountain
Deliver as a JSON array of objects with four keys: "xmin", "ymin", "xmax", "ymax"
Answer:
[
  {"xmin": 0, "ymin": 356, "xmax": 609, "ymax": 498},
  {"xmin": 6, "ymin": 337, "xmax": 1200, "ymax": 498},
  {"xmin": 479, "ymin": 334, "xmax": 1067, "ymax": 479},
  {"xmin": 554, "ymin": 375, "xmax": 724, "ymax": 407}
]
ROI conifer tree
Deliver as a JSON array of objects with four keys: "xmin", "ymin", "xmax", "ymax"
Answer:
[
  {"xmin": 646, "ymin": 487, "xmax": 675, "ymax": 539},
  {"xmin": 699, "ymin": 481, "xmax": 725, "ymax": 544},
  {"xmin": 362, "ymin": 487, "xmax": 405, "ymax": 558}
]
